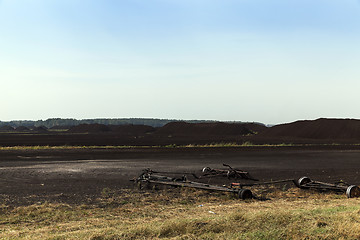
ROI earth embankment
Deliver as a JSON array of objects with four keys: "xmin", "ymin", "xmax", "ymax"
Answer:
[
  {"xmin": 258, "ymin": 118, "xmax": 360, "ymax": 143},
  {"xmin": 2, "ymin": 119, "xmax": 360, "ymax": 146}
]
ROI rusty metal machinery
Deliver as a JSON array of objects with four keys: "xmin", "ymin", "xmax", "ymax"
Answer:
[
  {"xmin": 296, "ymin": 176, "xmax": 360, "ymax": 198},
  {"xmin": 201, "ymin": 164, "xmax": 258, "ymax": 181},
  {"xmin": 134, "ymin": 168, "xmax": 253, "ymax": 200},
  {"xmin": 132, "ymin": 168, "xmax": 360, "ymax": 200}
]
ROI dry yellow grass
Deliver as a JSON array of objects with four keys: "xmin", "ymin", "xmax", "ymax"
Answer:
[{"xmin": 1, "ymin": 188, "xmax": 360, "ymax": 239}]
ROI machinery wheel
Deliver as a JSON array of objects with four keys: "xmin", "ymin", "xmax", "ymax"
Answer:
[
  {"xmin": 238, "ymin": 189, "xmax": 252, "ymax": 200},
  {"xmin": 346, "ymin": 185, "xmax": 360, "ymax": 198},
  {"xmin": 296, "ymin": 176, "xmax": 311, "ymax": 188},
  {"xmin": 226, "ymin": 170, "xmax": 234, "ymax": 179},
  {"xmin": 202, "ymin": 167, "xmax": 211, "ymax": 173}
]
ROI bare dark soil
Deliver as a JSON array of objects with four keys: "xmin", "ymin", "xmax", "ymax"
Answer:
[
  {"xmin": 2, "ymin": 118, "xmax": 360, "ymax": 206},
  {"xmin": 1, "ymin": 147, "xmax": 360, "ymax": 206}
]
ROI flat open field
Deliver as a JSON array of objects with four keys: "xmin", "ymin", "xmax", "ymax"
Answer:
[
  {"xmin": 1, "ymin": 147, "xmax": 360, "ymax": 206},
  {"xmin": 2, "ymin": 147, "xmax": 360, "ymax": 239}
]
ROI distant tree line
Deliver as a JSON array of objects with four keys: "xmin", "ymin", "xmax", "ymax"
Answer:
[
  {"xmin": 0, "ymin": 118, "xmax": 264, "ymax": 129},
  {"xmin": 0, "ymin": 118, "xmax": 168, "ymax": 128}
]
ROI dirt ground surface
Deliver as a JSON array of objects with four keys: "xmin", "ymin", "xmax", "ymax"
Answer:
[{"xmin": 1, "ymin": 147, "xmax": 360, "ymax": 206}]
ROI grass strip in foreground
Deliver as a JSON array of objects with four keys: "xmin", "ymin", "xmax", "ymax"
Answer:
[
  {"xmin": 1, "ymin": 142, "xmax": 360, "ymax": 151},
  {"xmin": 1, "ymin": 188, "xmax": 360, "ymax": 239}
]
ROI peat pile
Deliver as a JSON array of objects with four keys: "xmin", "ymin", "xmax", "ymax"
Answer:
[
  {"xmin": 68, "ymin": 124, "xmax": 111, "ymax": 133},
  {"xmin": 68, "ymin": 123, "xmax": 155, "ymax": 136},
  {"xmin": 50, "ymin": 125, "xmax": 71, "ymax": 131},
  {"xmin": 109, "ymin": 124, "xmax": 155, "ymax": 136},
  {"xmin": 15, "ymin": 126, "xmax": 30, "ymax": 132},
  {"xmin": 155, "ymin": 122, "xmax": 256, "ymax": 136},
  {"xmin": 32, "ymin": 126, "xmax": 48, "ymax": 133},
  {"xmin": 0, "ymin": 125, "xmax": 14, "ymax": 132},
  {"xmin": 242, "ymin": 123, "xmax": 268, "ymax": 134},
  {"xmin": 259, "ymin": 118, "xmax": 360, "ymax": 140}
]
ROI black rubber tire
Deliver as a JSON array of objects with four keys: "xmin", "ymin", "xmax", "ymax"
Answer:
[
  {"xmin": 346, "ymin": 185, "xmax": 360, "ymax": 198},
  {"xmin": 296, "ymin": 176, "xmax": 311, "ymax": 188},
  {"xmin": 238, "ymin": 189, "xmax": 253, "ymax": 200},
  {"xmin": 202, "ymin": 167, "xmax": 211, "ymax": 173},
  {"xmin": 226, "ymin": 170, "xmax": 233, "ymax": 179}
]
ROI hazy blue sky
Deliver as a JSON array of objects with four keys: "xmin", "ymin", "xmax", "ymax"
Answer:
[{"xmin": 1, "ymin": 0, "xmax": 360, "ymax": 124}]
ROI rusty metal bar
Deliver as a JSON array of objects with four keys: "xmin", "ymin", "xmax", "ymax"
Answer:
[{"xmin": 231, "ymin": 179, "xmax": 296, "ymax": 188}]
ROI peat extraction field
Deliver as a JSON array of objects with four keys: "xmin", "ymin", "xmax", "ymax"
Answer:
[
  {"xmin": 2, "ymin": 119, "xmax": 360, "ymax": 239},
  {"xmin": 1, "ymin": 147, "xmax": 360, "ymax": 206}
]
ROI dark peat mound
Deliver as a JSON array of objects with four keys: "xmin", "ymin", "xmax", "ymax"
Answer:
[
  {"xmin": 15, "ymin": 126, "xmax": 30, "ymax": 132},
  {"xmin": 50, "ymin": 125, "xmax": 71, "ymax": 130},
  {"xmin": 259, "ymin": 118, "xmax": 360, "ymax": 140},
  {"xmin": 109, "ymin": 124, "xmax": 155, "ymax": 136},
  {"xmin": 242, "ymin": 123, "xmax": 268, "ymax": 134},
  {"xmin": 155, "ymin": 122, "xmax": 255, "ymax": 136},
  {"xmin": 31, "ymin": 126, "xmax": 48, "ymax": 133},
  {"xmin": 0, "ymin": 125, "xmax": 14, "ymax": 131},
  {"xmin": 68, "ymin": 124, "xmax": 111, "ymax": 133}
]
